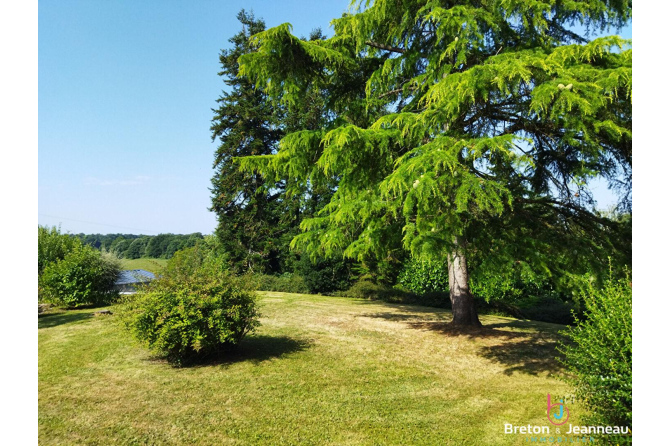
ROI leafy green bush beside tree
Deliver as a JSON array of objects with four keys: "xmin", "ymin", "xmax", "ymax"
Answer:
[
  {"xmin": 398, "ymin": 259, "xmax": 450, "ymax": 295},
  {"xmin": 294, "ymin": 255, "xmax": 355, "ymax": 294},
  {"xmin": 468, "ymin": 261, "xmax": 577, "ymax": 324},
  {"xmin": 38, "ymin": 225, "xmax": 81, "ymax": 275},
  {"xmin": 40, "ymin": 247, "xmax": 121, "ymax": 307},
  {"xmin": 248, "ymin": 273, "xmax": 310, "ymax": 294},
  {"xmin": 559, "ymin": 272, "xmax": 632, "ymax": 434},
  {"xmin": 122, "ymin": 246, "xmax": 260, "ymax": 366},
  {"xmin": 39, "ymin": 225, "xmax": 122, "ymax": 306}
]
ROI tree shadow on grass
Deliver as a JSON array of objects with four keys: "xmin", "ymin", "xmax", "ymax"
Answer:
[
  {"xmin": 477, "ymin": 334, "xmax": 564, "ymax": 376},
  {"xmin": 175, "ymin": 335, "xmax": 312, "ymax": 369},
  {"xmin": 485, "ymin": 319, "xmax": 564, "ymax": 335},
  {"xmin": 38, "ymin": 311, "xmax": 93, "ymax": 329},
  {"xmin": 411, "ymin": 320, "xmax": 566, "ymax": 376},
  {"xmin": 360, "ymin": 311, "xmax": 452, "ymax": 323},
  {"xmin": 362, "ymin": 310, "xmax": 565, "ymax": 376}
]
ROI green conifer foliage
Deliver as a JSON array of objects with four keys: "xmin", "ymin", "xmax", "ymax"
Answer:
[
  {"xmin": 236, "ymin": 0, "xmax": 632, "ymax": 325},
  {"xmin": 210, "ymin": 10, "xmax": 286, "ymax": 274}
]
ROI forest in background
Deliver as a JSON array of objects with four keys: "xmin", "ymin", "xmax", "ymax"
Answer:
[{"xmin": 74, "ymin": 232, "xmax": 204, "ymax": 260}]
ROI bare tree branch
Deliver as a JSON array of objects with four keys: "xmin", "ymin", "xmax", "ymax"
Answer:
[
  {"xmin": 366, "ymin": 40, "xmax": 406, "ymax": 53},
  {"xmin": 378, "ymin": 86, "xmax": 417, "ymax": 99}
]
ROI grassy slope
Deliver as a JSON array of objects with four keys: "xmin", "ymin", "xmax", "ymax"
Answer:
[
  {"xmin": 39, "ymin": 292, "xmax": 583, "ymax": 445},
  {"xmin": 120, "ymin": 258, "xmax": 168, "ymax": 275}
]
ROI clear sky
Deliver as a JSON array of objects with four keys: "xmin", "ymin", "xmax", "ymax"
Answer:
[
  {"xmin": 38, "ymin": 0, "xmax": 631, "ymax": 236},
  {"xmin": 38, "ymin": 0, "xmax": 351, "ymax": 235}
]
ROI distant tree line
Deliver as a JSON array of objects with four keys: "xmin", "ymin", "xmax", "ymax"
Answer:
[{"xmin": 74, "ymin": 233, "xmax": 205, "ymax": 259}]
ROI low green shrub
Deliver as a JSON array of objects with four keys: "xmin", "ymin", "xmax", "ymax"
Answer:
[
  {"xmin": 470, "ymin": 269, "xmax": 523, "ymax": 304},
  {"xmin": 343, "ymin": 280, "xmax": 399, "ymax": 300},
  {"xmin": 122, "ymin": 248, "xmax": 260, "ymax": 365},
  {"xmin": 39, "ymin": 246, "xmax": 121, "ymax": 307},
  {"xmin": 295, "ymin": 256, "xmax": 355, "ymax": 294},
  {"xmin": 470, "ymin": 262, "xmax": 562, "ymax": 305},
  {"xmin": 517, "ymin": 296, "xmax": 576, "ymax": 325},
  {"xmin": 341, "ymin": 280, "xmax": 378, "ymax": 299},
  {"xmin": 38, "ymin": 225, "xmax": 82, "ymax": 275},
  {"xmin": 414, "ymin": 290, "xmax": 450, "ymax": 308},
  {"xmin": 342, "ymin": 280, "xmax": 432, "ymax": 305},
  {"xmin": 343, "ymin": 279, "xmax": 574, "ymax": 324},
  {"xmin": 469, "ymin": 262, "xmax": 578, "ymax": 324},
  {"xmin": 250, "ymin": 273, "xmax": 310, "ymax": 294},
  {"xmin": 558, "ymin": 271, "xmax": 632, "ymax": 436},
  {"xmin": 397, "ymin": 259, "xmax": 450, "ymax": 294}
]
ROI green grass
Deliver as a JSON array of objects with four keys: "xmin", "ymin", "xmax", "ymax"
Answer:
[
  {"xmin": 120, "ymin": 258, "xmax": 168, "ymax": 274},
  {"xmin": 39, "ymin": 292, "xmax": 585, "ymax": 445}
]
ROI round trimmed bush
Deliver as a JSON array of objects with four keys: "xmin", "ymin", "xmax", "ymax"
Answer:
[{"xmin": 123, "ymin": 248, "xmax": 260, "ymax": 365}]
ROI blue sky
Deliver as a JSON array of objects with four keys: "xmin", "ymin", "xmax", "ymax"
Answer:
[
  {"xmin": 38, "ymin": 0, "xmax": 631, "ymax": 236},
  {"xmin": 38, "ymin": 0, "xmax": 351, "ymax": 235}
]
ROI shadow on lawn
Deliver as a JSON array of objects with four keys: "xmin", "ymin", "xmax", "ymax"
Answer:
[
  {"xmin": 38, "ymin": 311, "xmax": 93, "ymax": 329},
  {"xmin": 477, "ymin": 333, "xmax": 564, "ymax": 376},
  {"xmin": 182, "ymin": 335, "xmax": 311, "ymax": 368},
  {"xmin": 363, "ymin": 310, "xmax": 565, "ymax": 376},
  {"xmin": 361, "ymin": 310, "xmax": 452, "ymax": 323},
  {"xmin": 414, "ymin": 320, "xmax": 565, "ymax": 376}
]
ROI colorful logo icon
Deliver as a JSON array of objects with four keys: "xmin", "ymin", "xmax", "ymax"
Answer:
[{"xmin": 547, "ymin": 394, "xmax": 570, "ymax": 425}]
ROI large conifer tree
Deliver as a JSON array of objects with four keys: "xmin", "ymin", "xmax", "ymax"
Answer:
[
  {"xmin": 210, "ymin": 10, "xmax": 285, "ymax": 273},
  {"xmin": 237, "ymin": 0, "xmax": 632, "ymax": 325}
]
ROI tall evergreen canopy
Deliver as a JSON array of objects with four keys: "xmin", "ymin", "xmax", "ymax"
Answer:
[
  {"xmin": 210, "ymin": 10, "xmax": 285, "ymax": 273},
  {"xmin": 237, "ymin": 0, "xmax": 632, "ymax": 325}
]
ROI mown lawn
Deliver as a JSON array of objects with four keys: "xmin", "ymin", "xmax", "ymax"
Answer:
[
  {"xmin": 120, "ymin": 258, "xmax": 168, "ymax": 274},
  {"xmin": 39, "ymin": 292, "xmax": 584, "ymax": 445}
]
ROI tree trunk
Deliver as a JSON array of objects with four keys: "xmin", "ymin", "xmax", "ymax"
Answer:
[{"xmin": 447, "ymin": 236, "xmax": 482, "ymax": 327}]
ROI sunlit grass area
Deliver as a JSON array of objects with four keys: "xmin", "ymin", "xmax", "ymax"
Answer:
[
  {"xmin": 39, "ymin": 292, "xmax": 583, "ymax": 445},
  {"xmin": 119, "ymin": 258, "xmax": 168, "ymax": 275}
]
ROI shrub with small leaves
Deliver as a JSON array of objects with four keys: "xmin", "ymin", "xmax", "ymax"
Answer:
[
  {"xmin": 38, "ymin": 225, "xmax": 81, "ymax": 275},
  {"xmin": 40, "ymin": 245, "xmax": 121, "ymax": 306},
  {"xmin": 342, "ymin": 280, "xmax": 431, "ymax": 306},
  {"xmin": 469, "ymin": 261, "xmax": 561, "ymax": 305},
  {"xmin": 250, "ymin": 273, "xmax": 310, "ymax": 294},
  {"xmin": 397, "ymin": 258, "xmax": 450, "ymax": 294},
  {"xmin": 558, "ymin": 271, "xmax": 632, "ymax": 433},
  {"xmin": 122, "ymin": 247, "xmax": 260, "ymax": 365},
  {"xmin": 295, "ymin": 255, "xmax": 354, "ymax": 294},
  {"xmin": 344, "ymin": 280, "xmax": 399, "ymax": 300},
  {"xmin": 469, "ymin": 262, "xmax": 576, "ymax": 324}
]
